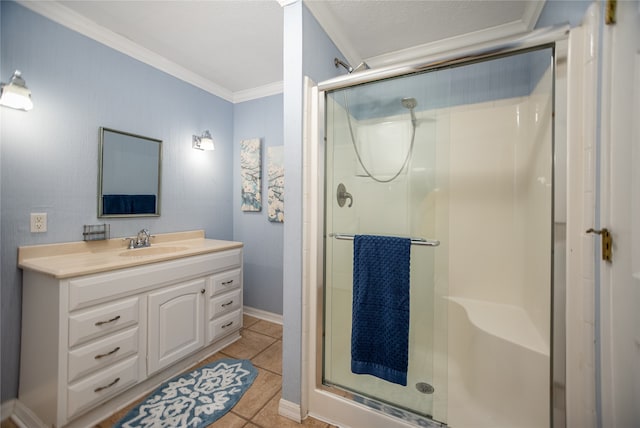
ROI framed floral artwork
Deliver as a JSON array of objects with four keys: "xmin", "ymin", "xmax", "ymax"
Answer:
[
  {"xmin": 240, "ymin": 138, "xmax": 262, "ymax": 212},
  {"xmin": 267, "ymin": 145, "xmax": 284, "ymax": 222}
]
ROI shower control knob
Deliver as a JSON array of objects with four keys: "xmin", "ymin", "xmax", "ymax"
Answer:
[
  {"xmin": 415, "ymin": 382, "xmax": 435, "ymax": 394},
  {"xmin": 337, "ymin": 183, "xmax": 353, "ymax": 208}
]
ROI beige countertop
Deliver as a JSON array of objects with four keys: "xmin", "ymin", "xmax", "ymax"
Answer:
[{"xmin": 18, "ymin": 230, "xmax": 243, "ymax": 279}]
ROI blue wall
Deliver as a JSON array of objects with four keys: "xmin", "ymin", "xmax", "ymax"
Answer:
[
  {"xmin": 281, "ymin": 0, "xmax": 345, "ymax": 406},
  {"xmin": 0, "ymin": 1, "xmax": 234, "ymax": 401},
  {"xmin": 335, "ymin": 48, "xmax": 552, "ymax": 121},
  {"xmin": 536, "ymin": 0, "xmax": 592, "ymax": 29},
  {"xmin": 233, "ymin": 94, "xmax": 284, "ymax": 315}
]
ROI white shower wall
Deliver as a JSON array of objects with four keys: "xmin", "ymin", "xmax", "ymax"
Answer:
[
  {"xmin": 437, "ymin": 67, "xmax": 553, "ymax": 427},
  {"xmin": 438, "ymin": 72, "xmax": 552, "ymax": 341}
]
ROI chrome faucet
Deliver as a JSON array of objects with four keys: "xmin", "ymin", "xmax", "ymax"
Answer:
[
  {"xmin": 125, "ymin": 228, "xmax": 153, "ymax": 249},
  {"xmin": 136, "ymin": 229, "xmax": 151, "ymax": 247}
]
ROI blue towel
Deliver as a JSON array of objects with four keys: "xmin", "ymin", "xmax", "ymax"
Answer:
[
  {"xmin": 103, "ymin": 194, "xmax": 131, "ymax": 215},
  {"xmin": 351, "ymin": 234, "xmax": 411, "ymax": 386},
  {"xmin": 103, "ymin": 194, "xmax": 156, "ymax": 215},
  {"xmin": 131, "ymin": 194, "xmax": 156, "ymax": 214}
]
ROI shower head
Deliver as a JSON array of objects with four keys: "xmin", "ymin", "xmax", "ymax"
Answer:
[
  {"xmin": 401, "ymin": 97, "xmax": 417, "ymax": 110},
  {"xmin": 401, "ymin": 97, "xmax": 417, "ymax": 127}
]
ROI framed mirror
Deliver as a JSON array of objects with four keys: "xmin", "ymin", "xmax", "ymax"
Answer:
[{"xmin": 98, "ymin": 127, "xmax": 162, "ymax": 217}]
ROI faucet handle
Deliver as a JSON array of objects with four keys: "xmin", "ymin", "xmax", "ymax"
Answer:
[{"xmin": 123, "ymin": 237, "xmax": 135, "ymax": 249}]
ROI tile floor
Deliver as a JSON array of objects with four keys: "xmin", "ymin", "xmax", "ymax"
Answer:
[
  {"xmin": 0, "ymin": 315, "xmax": 333, "ymax": 428},
  {"xmin": 97, "ymin": 314, "xmax": 333, "ymax": 428}
]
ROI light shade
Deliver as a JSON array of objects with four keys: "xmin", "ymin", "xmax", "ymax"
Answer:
[
  {"xmin": 192, "ymin": 130, "xmax": 215, "ymax": 151},
  {"xmin": 0, "ymin": 70, "xmax": 33, "ymax": 111}
]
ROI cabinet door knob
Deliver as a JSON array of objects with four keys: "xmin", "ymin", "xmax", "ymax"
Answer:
[{"xmin": 201, "ymin": 288, "xmax": 206, "ymax": 294}]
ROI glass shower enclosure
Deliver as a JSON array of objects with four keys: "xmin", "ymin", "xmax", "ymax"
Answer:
[{"xmin": 321, "ymin": 45, "xmax": 560, "ymax": 427}]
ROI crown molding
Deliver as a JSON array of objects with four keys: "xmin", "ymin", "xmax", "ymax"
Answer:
[
  {"xmin": 233, "ymin": 81, "xmax": 284, "ymax": 103},
  {"xmin": 277, "ymin": 0, "xmax": 299, "ymax": 7},
  {"xmin": 366, "ymin": 13, "xmax": 544, "ymax": 69},
  {"xmin": 17, "ymin": 0, "xmax": 235, "ymax": 102},
  {"xmin": 522, "ymin": 0, "xmax": 546, "ymax": 32},
  {"xmin": 306, "ymin": 0, "xmax": 545, "ymax": 72}
]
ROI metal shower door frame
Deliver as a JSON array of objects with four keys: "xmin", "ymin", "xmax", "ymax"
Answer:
[{"xmin": 308, "ymin": 24, "xmax": 569, "ymax": 428}]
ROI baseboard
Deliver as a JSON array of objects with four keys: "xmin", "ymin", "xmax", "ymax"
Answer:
[
  {"xmin": 243, "ymin": 306, "xmax": 283, "ymax": 325},
  {"xmin": 1, "ymin": 400, "xmax": 14, "ymax": 422},
  {"xmin": 6, "ymin": 400, "xmax": 46, "ymax": 428},
  {"xmin": 278, "ymin": 398, "xmax": 303, "ymax": 423}
]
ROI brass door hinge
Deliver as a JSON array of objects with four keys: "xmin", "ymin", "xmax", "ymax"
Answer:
[
  {"xmin": 587, "ymin": 228, "xmax": 613, "ymax": 262},
  {"xmin": 605, "ymin": 0, "xmax": 617, "ymax": 25}
]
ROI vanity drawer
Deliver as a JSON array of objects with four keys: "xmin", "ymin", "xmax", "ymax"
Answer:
[
  {"xmin": 209, "ymin": 289, "xmax": 242, "ymax": 320},
  {"xmin": 67, "ymin": 327, "xmax": 139, "ymax": 383},
  {"xmin": 208, "ymin": 310, "xmax": 242, "ymax": 343},
  {"xmin": 67, "ymin": 355, "xmax": 139, "ymax": 420},
  {"xmin": 68, "ymin": 297, "xmax": 139, "ymax": 348},
  {"xmin": 209, "ymin": 268, "xmax": 241, "ymax": 296}
]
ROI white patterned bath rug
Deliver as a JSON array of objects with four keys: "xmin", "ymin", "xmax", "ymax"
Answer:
[{"xmin": 114, "ymin": 358, "xmax": 257, "ymax": 428}]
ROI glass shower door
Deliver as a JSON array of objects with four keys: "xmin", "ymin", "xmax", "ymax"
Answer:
[
  {"xmin": 321, "ymin": 46, "xmax": 555, "ymax": 427},
  {"xmin": 322, "ymin": 75, "xmax": 446, "ymax": 424}
]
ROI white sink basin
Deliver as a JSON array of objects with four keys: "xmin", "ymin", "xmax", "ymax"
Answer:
[{"xmin": 119, "ymin": 246, "xmax": 189, "ymax": 257}]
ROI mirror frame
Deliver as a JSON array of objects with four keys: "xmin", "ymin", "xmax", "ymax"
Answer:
[{"xmin": 98, "ymin": 127, "xmax": 162, "ymax": 218}]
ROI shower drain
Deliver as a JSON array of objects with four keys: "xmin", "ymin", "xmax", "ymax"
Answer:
[{"xmin": 415, "ymin": 382, "xmax": 435, "ymax": 394}]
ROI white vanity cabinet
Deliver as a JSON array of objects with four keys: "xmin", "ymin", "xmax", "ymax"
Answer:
[
  {"xmin": 18, "ymin": 242, "xmax": 242, "ymax": 428},
  {"xmin": 208, "ymin": 268, "xmax": 243, "ymax": 343},
  {"xmin": 147, "ymin": 278, "xmax": 207, "ymax": 374}
]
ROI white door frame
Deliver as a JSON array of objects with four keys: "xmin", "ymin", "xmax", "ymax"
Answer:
[{"xmin": 598, "ymin": 1, "xmax": 640, "ymax": 426}]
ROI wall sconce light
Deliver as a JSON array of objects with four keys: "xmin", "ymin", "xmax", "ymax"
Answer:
[
  {"xmin": 0, "ymin": 70, "xmax": 33, "ymax": 111},
  {"xmin": 192, "ymin": 130, "xmax": 215, "ymax": 151}
]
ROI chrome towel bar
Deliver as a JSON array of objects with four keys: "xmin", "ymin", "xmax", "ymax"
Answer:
[{"xmin": 330, "ymin": 233, "xmax": 440, "ymax": 247}]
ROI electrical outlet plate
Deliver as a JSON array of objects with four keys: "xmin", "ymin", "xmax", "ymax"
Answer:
[{"xmin": 30, "ymin": 213, "xmax": 47, "ymax": 232}]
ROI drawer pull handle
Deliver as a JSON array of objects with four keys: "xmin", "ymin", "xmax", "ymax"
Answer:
[
  {"xmin": 221, "ymin": 300, "xmax": 234, "ymax": 307},
  {"xmin": 94, "ymin": 377, "xmax": 120, "ymax": 393},
  {"xmin": 221, "ymin": 280, "xmax": 234, "ymax": 286},
  {"xmin": 95, "ymin": 315, "xmax": 121, "ymax": 326},
  {"xmin": 94, "ymin": 346, "xmax": 120, "ymax": 360},
  {"xmin": 221, "ymin": 321, "xmax": 234, "ymax": 329}
]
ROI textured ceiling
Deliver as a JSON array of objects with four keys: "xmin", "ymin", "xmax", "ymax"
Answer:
[
  {"xmin": 21, "ymin": 0, "xmax": 544, "ymax": 102},
  {"xmin": 57, "ymin": 0, "xmax": 284, "ymax": 95}
]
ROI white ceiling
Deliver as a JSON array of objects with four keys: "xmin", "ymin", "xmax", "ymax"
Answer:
[{"xmin": 19, "ymin": 0, "xmax": 545, "ymax": 103}]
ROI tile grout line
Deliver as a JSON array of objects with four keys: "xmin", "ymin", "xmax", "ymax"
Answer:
[{"xmin": 247, "ymin": 386, "xmax": 283, "ymax": 428}]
